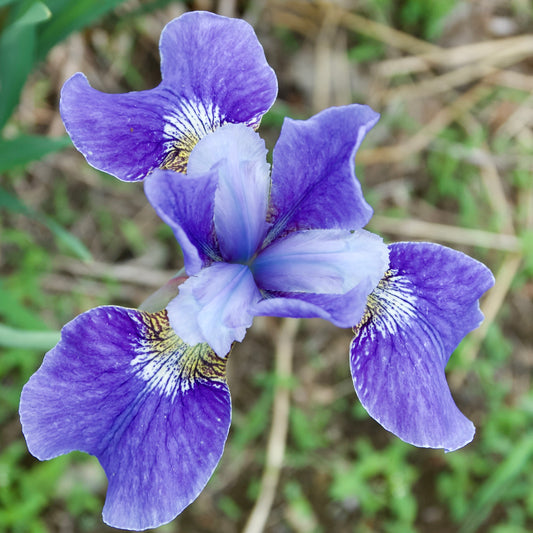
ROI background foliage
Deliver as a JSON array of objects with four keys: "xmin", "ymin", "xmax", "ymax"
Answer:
[{"xmin": 1, "ymin": 0, "xmax": 532, "ymax": 532}]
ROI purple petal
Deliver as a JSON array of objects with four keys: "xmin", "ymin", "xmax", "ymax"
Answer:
[
  {"xmin": 350, "ymin": 242, "xmax": 495, "ymax": 451},
  {"xmin": 254, "ymin": 281, "xmax": 379, "ymax": 328},
  {"xmin": 60, "ymin": 74, "xmax": 173, "ymax": 182},
  {"xmin": 60, "ymin": 12, "xmax": 277, "ymax": 181},
  {"xmin": 167, "ymin": 263, "xmax": 261, "ymax": 357},
  {"xmin": 267, "ymin": 105, "xmax": 379, "ymax": 239},
  {"xmin": 145, "ymin": 169, "xmax": 219, "ymax": 275},
  {"xmin": 160, "ymin": 12, "xmax": 277, "ymax": 130},
  {"xmin": 253, "ymin": 229, "xmax": 388, "ymax": 294},
  {"xmin": 187, "ymin": 124, "xmax": 270, "ymax": 262},
  {"xmin": 20, "ymin": 306, "xmax": 231, "ymax": 530}
]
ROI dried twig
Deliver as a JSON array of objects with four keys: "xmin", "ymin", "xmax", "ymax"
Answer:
[
  {"xmin": 369, "ymin": 216, "xmax": 521, "ymax": 252},
  {"xmin": 357, "ymin": 84, "xmax": 490, "ymax": 165},
  {"xmin": 52, "ymin": 258, "xmax": 176, "ymax": 288},
  {"xmin": 375, "ymin": 35, "xmax": 533, "ymax": 77},
  {"xmin": 242, "ymin": 318, "xmax": 300, "ymax": 533}
]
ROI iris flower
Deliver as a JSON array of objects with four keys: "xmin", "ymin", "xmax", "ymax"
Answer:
[
  {"xmin": 20, "ymin": 11, "xmax": 494, "ymax": 532},
  {"xmin": 59, "ymin": 11, "xmax": 277, "ymax": 180}
]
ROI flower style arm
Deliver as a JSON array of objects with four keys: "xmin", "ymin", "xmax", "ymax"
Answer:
[
  {"xmin": 19, "ymin": 306, "xmax": 231, "ymax": 530},
  {"xmin": 60, "ymin": 11, "xmax": 277, "ymax": 181},
  {"xmin": 350, "ymin": 242, "xmax": 495, "ymax": 451}
]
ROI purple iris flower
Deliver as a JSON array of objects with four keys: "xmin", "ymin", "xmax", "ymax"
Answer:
[
  {"xmin": 19, "ymin": 13, "xmax": 494, "ymax": 527},
  {"xmin": 351, "ymin": 242, "xmax": 494, "ymax": 452},
  {"xmin": 59, "ymin": 11, "xmax": 277, "ymax": 180}
]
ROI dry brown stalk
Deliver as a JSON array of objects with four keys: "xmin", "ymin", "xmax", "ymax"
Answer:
[
  {"xmin": 242, "ymin": 318, "xmax": 300, "ymax": 533},
  {"xmin": 458, "ymin": 113, "xmax": 515, "ymax": 235},
  {"xmin": 375, "ymin": 35, "xmax": 533, "ymax": 77},
  {"xmin": 357, "ymin": 84, "xmax": 490, "ymax": 165},
  {"xmin": 52, "ymin": 258, "xmax": 176, "ymax": 288},
  {"xmin": 383, "ymin": 37, "xmax": 533, "ymax": 101},
  {"xmin": 369, "ymin": 216, "xmax": 521, "ymax": 252}
]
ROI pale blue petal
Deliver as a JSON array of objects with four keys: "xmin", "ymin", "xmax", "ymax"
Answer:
[
  {"xmin": 188, "ymin": 124, "xmax": 271, "ymax": 263},
  {"xmin": 167, "ymin": 263, "xmax": 261, "ymax": 356},
  {"xmin": 253, "ymin": 229, "xmax": 388, "ymax": 294}
]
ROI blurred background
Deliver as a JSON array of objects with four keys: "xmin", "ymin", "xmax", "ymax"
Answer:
[{"xmin": 1, "ymin": 0, "xmax": 532, "ymax": 531}]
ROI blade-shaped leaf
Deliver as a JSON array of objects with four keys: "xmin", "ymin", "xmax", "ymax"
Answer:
[
  {"xmin": 36, "ymin": 0, "xmax": 127, "ymax": 60},
  {"xmin": 0, "ymin": 323, "xmax": 60, "ymax": 351},
  {"xmin": 0, "ymin": 21, "xmax": 35, "ymax": 129},
  {"xmin": 0, "ymin": 186, "xmax": 92, "ymax": 261},
  {"xmin": 11, "ymin": 1, "xmax": 51, "ymax": 28},
  {"xmin": 0, "ymin": 135, "xmax": 71, "ymax": 173}
]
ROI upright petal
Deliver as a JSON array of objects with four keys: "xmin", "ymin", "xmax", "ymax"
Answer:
[
  {"xmin": 350, "ymin": 242, "xmax": 494, "ymax": 451},
  {"xmin": 188, "ymin": 124, "xmax": 270, "ymax": 262},
  {"xmin": 267, "ymin": 105, "xmax": 379, "ymax": 240},
  {"xmin": 145, "ymin": 169, "xmax": 220, "ymax": 275},
  {"xmin": 60, "ymin": 12, "xmax": 277, "ymax": 180},
  {"xmin": 253, "ymin": 229, "xmax": 388, "ymax": 294},
  {"xmin": 167, "ymin": 263, "xmax": 261, "ymax": 357},
  {"xmin": 20, "ymin": 307, "xmax": 231, "ymax": 530}
]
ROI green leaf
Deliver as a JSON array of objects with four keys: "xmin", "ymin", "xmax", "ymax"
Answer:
[
  {"xmin": 11, "ymin": 1, "xmax": 51, "ymax": 28},
  {"xmin": 0, "ymin": 0, "xmax": 18, "ymax": 8},
  {"xmin": 0, "ymin": 186, "xmax": 92, "ymax": 261},
  {"xmin": 0, "ymin": 1, "xmax": 53, "ymax": 128},
  {"xmin": 36, "ymin": 0, "xmax": 128, "ymax": 60},
  {"xmin": 0, "ymin": 19, "xmax": 36, "ymax": 129},
  {"xmin": 0, "ymin": 283, "xmax": 47, "ymax": 329},
  {"xmin": 0, "ymin": 135, "xmax": 71, "ymax": 173},
  {"xmin": 460, "ymin": 434, "xmax": 533, "ymax": 533},
  {"xmin": 0, "ymin": 323, "xmax": 60, "ymax": 350}
]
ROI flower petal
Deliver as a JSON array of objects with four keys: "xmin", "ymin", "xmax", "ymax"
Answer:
[
  {"xmin": 187, "ymin": 124, "xmax": 270, "ymax": 262},
  {"xmin": 160, "ymin": 12, "xmax": 277, "ymax": 131},
  {"xmin": 60, "ymin": 12, "xmax": 277, "ymax": 181},
  {"xmin": 253, "ymin": 229, "xmax": 388, "ymax": 294},
  {"xmin": 253, "ymin": 282, "xmax": 378, "ymax": 328},
  {"xmin": 60, "ymin": 74, "xmax": 173, "ymax": 182},
  {"xmin": 350, "ymin": 242, "xmax": 495, "ymax": 451},
  {"xmin": 20, "ymin": 306, "xmax": 231, "ymax": 530},
  {"xmin": 167, "ymin": 263, "xmax": 261, "ymax": 357},
  {"xmin": 145, "ymin": 169, "xmax": 219, "ymax": 274},
  {"xmin": 267, "ymin": 105, "xmax": 378, "ymax": 239}
]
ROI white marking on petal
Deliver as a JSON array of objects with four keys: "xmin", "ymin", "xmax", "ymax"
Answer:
[
  {"xmin": 162, "ymin": 99, "xmax": 223, "ymax": 146},
  {"xmin": 132, "ymin": 346, "xmax": 192, "ymax": 399},
  {"xmin": 128, "ymin": 311, "xmax": 227, "ymax": 400}
]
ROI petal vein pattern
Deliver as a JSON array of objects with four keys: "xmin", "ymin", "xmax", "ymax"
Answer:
[
  {"xmin": 161, "ymin": 98, "xmax": 223, "ymax": 172},
  {"xmin": 131, "ymin": 310, "xmax": 227, "ymax": 397},
  {"xmin": 20, "ymin": 306, "xmax": 231, "ymax": 530},
  {"xmin": 350, "ymin": 242, "xmax": 495, "ymax": 451},
  {"xmin": 60, "ymin": 11, "xmax": 277, "ymax": 181}
]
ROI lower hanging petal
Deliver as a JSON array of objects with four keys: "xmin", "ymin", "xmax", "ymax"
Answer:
[
  {"xmin": 60, "ymin": 74, "xmax": 174, "ymax": 182},
  {"xmin": 19, "ymin": 306, "xmax": 231, "ymax": 530},
  {"xmin": 350, "ymin": 242, "xmax": 494, "ymax": 452}
]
